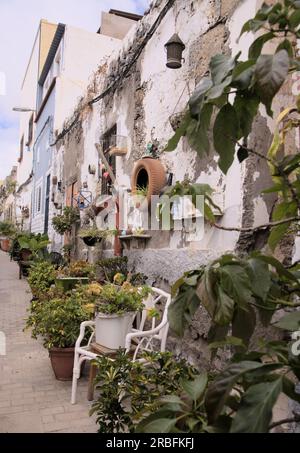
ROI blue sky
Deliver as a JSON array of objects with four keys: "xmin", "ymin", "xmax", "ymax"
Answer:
[{"xmin": 0, "ymin": 0, "xmax": 149, "ymax": 180}]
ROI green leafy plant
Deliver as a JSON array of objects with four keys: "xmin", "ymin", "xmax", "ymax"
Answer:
[
  {"xmin": 97, "ymin": 257, "xmax": 129, "ymax": 282},
  {"xmin": 78, "ymin": 227, "xmax": 113, "ymax": 239},
  {"xmin": 156, "ymin": 1, "xmax": 300, "ymax": 433},
  {"xmin": 58, "ymin": 260, "xmax": 95, "ymax": 278},
  {"xmin": 0, "ymin": 220, "xmax": 16, "ymax": 238},
  {"xmin": 18, "ymin": 233, "xmax": 50, "ymax": 259},
  {"xmin": 90, "ymin": 351, "xmax": 197, "ymax": 433},
  {"xmin": 28, "ymin": 261, "xmax": 57, "ymax": 298},
  {"xmin": 165, "ymin": 2, "xmax": 300, "ymax": 174},
  {"xmin": 52, "ymin": 206, "xmax": 80, "ymax": 235},
  {"xmin": 25, "ymin": 292, "xmax": 94, "ymax": 349},
  {"xmin": 158, "ymin": 179, "xmax": 221, "ymax": 223},
  {"xmin": 93, "ymin": 281, "xmax": 151, "ymax": 315}
]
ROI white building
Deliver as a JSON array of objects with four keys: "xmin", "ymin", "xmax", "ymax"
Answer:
[
  {"xmin": 30, "ymin": 11, "xmax": 140, "ymax": 250},
  {"xmin": 14, "ymin": 20, "xmax": 58, "ymax": 231}
]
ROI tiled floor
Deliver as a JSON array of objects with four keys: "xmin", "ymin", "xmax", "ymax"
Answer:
[{"xmin": 0, "ymin": 251, "xmax": 96, "ymax": 433}]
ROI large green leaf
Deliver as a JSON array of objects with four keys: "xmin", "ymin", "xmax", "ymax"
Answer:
[
  {"xmin": 268, "ymin": 223, "xmax": 291, "ymax": 251},
  {"xmin": 219, "ymin": 264, "xmax": 252, "ymax": 309},
  {"xmin": 214, "ymin": 285, "xmax": 235, "ymax": 325},
  {"xmin": 209, "ymin": 54, "xmax": 237, "ymax": 85},
  {"xmin": 232, "ymin": 60, "xmax": 256, "ymax": 90},
  {"xmin": 213, "ymin": 104, "xmax": 239, "ymax": 174},
  {"xmin": 253, "ymin": 253, "xmax": 298, "ymax": 282},
  {"xmin": 248, "ymin": 32, "xmax": 274, "ymax": 60},
  {"xmin": 289, "ymin": 8, "xmax": 300, "ymax": 28},
  {"xmin": 253, "ymin": 50, "xmax": 290, "ymax": 115},
  {"xmin": 274, "ymin": 311, "xmax": 300, "ymax": 331},
  {"xmin": 196, "ymin": 267, "xmax": 217, "ymax": 318},
  {"xmin": 165, "ymin": 112, "xmax": 192, "ymax": 152},
  {"xmin": 282, "ymin": 376, "xmax": 300, "ymax": 404},
  {"xmin": 186, "ymin": 104, "xmax": 213, "ymax": 156},
  {"xmin": 181, "ymin": 374, "xmax": 208, "ymax": 402},
  {"xmin": 189, "ymin": 77, "xmax": 213, "ymax": 117},
  {"xmin": 205, "ymin": 361, "xmax": 265, "ymax": 424},
  {"xmin": 233, "ymin": 94, "xmax": 259, "ymax": 139},
  {"xmin": 168, "ymin": 285, "xmax": 200, "ymax": 336},
  {"xmin": 232, "ymin": 305, "xmax": 256, "ymax": 347},
  {"xmin": 140, "ymin": 417, "xmax": 177, "ymax": 433},
  {"xmin": 230, "ymin": 378, "xmax": 282, "ymax": 433},
  {"xmin": 247, "ymin": 257, "xmax": 271, "ymax": 301}
]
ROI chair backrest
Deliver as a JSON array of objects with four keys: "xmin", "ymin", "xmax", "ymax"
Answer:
[
  {"xmin": 131, "ymin": 287, "xmax": 171, "ymax": 357},
  {"xmin": 137, "ymin": 287, "xmax": 170, "ymax": 331}
]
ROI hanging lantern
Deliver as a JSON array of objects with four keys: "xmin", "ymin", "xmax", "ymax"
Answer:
[{"xmin": 165, "ymin": 33, "xmax": 185, "ymax": 69}]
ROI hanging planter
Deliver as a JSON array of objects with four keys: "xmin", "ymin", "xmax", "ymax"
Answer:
[{"xmin": 131, "ymin": 158, "xmax": 166, "ymax": 208}]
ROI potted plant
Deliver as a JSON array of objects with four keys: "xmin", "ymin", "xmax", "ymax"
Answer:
[
  {"xmin": 25, "ymin": 291, "xmax": 94, "ymax": 380},
  {"xmin": 87, "ymin": 277, "xmax": 151, "ymax": 350},
  {"xmin": 78, "ymin": 227, "xmax": 111, "ymax": 247},
  {"xmin": 56, "ymin": 260, "xmax": 95, "ymax": 292},
  {"xmin": 18, "ymin": 233, "xmax": 50, "ymax": 261},
  {"xmin": 0, "ymin": 221, "xmax": 16, "ymax": 252},
  {"xmin": 52, "ymin": 206, "xmax": 80, "ymax": 235},
  {"xmin": 28, "ymin": 261, "xmax": 57, "ymax": 298}
]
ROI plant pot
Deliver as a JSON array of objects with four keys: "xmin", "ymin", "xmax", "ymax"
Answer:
[
  {"xmin": 49, "ymin": 347, "xmax": 75, "ymax": 381},
  {"xmin": 131, "ymin": 158, "xmax": 166, "ymax": 207},
  {"xmin": 20, "ymin": 249, "xmax": 32, "ymax": 261},
  {"xmin": 95, "ymin": 312, "xmax": 136, "ymax": 350},
  {"xmin": 55, "ymin": 277, "xmax": 90, "ymax": 292},
  {"xmin": 82, "ymin": 236, "xmax": 102, "ymax": 247},
  {"xmin": 1, "ymin": 238, "xmax": 11, "ymax": 252}
]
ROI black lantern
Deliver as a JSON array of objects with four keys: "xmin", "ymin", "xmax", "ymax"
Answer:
[{"xmin": 165, "ymin": 33, "xmax": 185, "ymax": 69}]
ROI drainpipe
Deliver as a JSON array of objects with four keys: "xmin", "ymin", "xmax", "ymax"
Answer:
[{"xmin": 114, "ymin": 198, "xmax": 122, "ymax": 256}]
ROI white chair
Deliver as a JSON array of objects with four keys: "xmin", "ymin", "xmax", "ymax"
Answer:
[{"xmin": 71, "ymin": 287, "xmax": 171, "ymax": 404}]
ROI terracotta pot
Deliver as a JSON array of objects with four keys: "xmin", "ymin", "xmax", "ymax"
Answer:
[
  {"xmin": 131, "ymin": 158, "xmax": 166, "ymax": 206},
  {"xmin": 1, "ymin": 239, "xmax": 11, "ymax": 252},
  {"xmin": 49, "ymin": 347, "xmax": 75, "ymax": 381},
  {"xmin": 20, "ymin": 249, "xmax": 32, "ymax": 261}
]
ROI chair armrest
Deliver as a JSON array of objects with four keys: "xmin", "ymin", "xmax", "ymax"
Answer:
[
  {"xmin": 75, "ymin": 320, "xmax": 95, "ymax": 349},
  {"xmin": 125, "ymin": 320, "xmax": 168, "ymax": 351}
]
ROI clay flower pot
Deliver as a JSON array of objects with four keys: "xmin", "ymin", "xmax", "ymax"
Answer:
[
  {"xmin": 131, "ymin": 158, "xmax": 166, "ymax": 207},
  {"xmin": 49, "ymin": 347, "xmax": 75, "ymax": 381}
]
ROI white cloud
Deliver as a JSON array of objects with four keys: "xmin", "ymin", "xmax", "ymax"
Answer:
[{"xmin": 0, "ymin": 0, "xmax": 149, "ymax": 179}]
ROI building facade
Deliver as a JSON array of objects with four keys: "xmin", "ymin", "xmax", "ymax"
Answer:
[{"xmin": 15, "ymin": 20, "xmax": 57, "ymax": 232}]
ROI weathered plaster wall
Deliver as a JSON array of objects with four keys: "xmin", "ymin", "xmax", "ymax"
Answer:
[{"xmin": 55, "ymin": 0, "xmax": 298, "ymax": 365}]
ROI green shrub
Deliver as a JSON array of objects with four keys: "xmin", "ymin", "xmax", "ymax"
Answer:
[
  {"xmin": 90, "ymin": 351, "xmax": 197, "ymax": 433},
  {"xmin": 25, "ymin": 292, "xmax": 93, "ymax": 349},
  {"xmin": 28, "ymin": 261, "xmax": 57, "ymax": 297},
  {"xmin": 52, "ymin": 206, "xmax": 80, "ymax": 235}
]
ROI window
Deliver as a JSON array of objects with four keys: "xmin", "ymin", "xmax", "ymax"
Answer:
[
  {"xmin": 43, "ymin": 73, "xmax": 51, "ymax": 99},
  {"xmin": 36, "ymin": 186, "xmax": 42, "ymax": 214},
  {"xmin": 18, "ymin": 135, "xmax": 24, "ymax": 163},
  {"xmin": 101, "ymin": 125, "xmax": 117, "ymax": 195},
  {"xmin": 26, "ymin": 114, "xmax": 34, "ymax": 147},
  {"xmin": 36, "ymin": 146, "xmax": 40, "ymax": 165},
  {"xmin": 55, "ymin": 48, "xmax": 62, "ymax": 77}
]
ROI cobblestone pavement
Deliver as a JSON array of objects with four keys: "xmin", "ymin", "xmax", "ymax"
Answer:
[{"xmin": 0, "ymin": 251, "xmax": 96, "ymax": 433}]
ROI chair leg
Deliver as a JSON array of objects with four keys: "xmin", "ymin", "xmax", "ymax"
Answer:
[
  {"xmin": 71, "ymin": 353, "xmax": 81, "ymax": 405},
  {"xmin": 87, "ymin": 363, "xmax": 97, "ymax": 401}
]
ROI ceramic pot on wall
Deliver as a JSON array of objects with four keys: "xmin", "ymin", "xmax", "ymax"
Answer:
[{"xmin": 131, "ymin": 158, "xmax": 166, "ymax": 206}]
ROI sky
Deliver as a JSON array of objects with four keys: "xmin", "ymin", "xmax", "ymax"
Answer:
[{"xmin": 0, "ymin": 0, "xmax": 149, "ymax": 180}]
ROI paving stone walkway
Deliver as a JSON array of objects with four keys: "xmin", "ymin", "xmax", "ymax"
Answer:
[{"xmin": 0, "ymin": 251, "xmax": 96, "ymax": 433}]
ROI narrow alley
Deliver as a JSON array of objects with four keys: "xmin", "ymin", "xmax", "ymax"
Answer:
[{"xmin": 0, "ymin": 251, "xmax": 95, "ymax": 433}]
